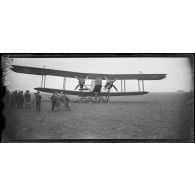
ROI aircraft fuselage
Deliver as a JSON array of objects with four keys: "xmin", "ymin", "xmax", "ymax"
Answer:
[{"xmin": 92, "ymin": 77, "xmax": 103, "ymax": 94}]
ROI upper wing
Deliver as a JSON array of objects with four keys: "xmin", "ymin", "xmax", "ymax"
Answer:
[
  {"xmin": 35, "ymin": 88, "xmax": 149, "ymax": 96},
  {"xmin": 11, "ymin": 65, "xmax": 167, "ymax": 80}
]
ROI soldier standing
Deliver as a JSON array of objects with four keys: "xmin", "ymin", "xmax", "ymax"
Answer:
[
  {"xmin": 50, "ymin": 93, "xmax": 56, "ymax": 112},
  {"xmin": 34, "ymin": 92, "xmax": 41, "ymax": 112},
  {"xmin": 17, "ymin": 91, "xmax": 22, "ymax": 108},
  {"xmin": 14, "ymin": 90, "xmax": 18, "ymax": 107},
  {"xmin": 20, "ymin": 91, "xmax": 24, "ymax": 108},
  {"xmin": 64, "ymin": 96, "xmax": 71, "ymax": 111},
  {"xmin": 55, "ymin": 93, "xmax": 61, "ymax": 111},
  {"xmin": 60, "ymin": 92, "xmax": 65, "ymax": 107},
  {"xmin": 24, "ymin": 90, "xmax": 31, "ymax": 109},
  {"xmin": 5, "ymin": 90, "xmax": 10, "ymax": 105},
  {"xmin": 17, "ymin": 91, "xmax": 20, "ymax": 108},
  {"xmin": 11, "ymin": 91, "xmax": 15, "ymax": 106}
]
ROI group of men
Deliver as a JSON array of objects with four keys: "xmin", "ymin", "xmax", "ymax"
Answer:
[
  {"xmin": 8, "ymin": 90, "xmax": 41, "ymax": 112},
  {"xmin": 50, "ymin": 92, "xmax": 70, "ymax": 112},
  {"xmin": 5, "ymin": 90, "xmax": 70, "ymax": 112},
  {"xmin": 10, "ymin": 90, "xmax": 32, "ymax": 109}
]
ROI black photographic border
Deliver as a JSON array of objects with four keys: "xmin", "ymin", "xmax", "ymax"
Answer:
[{"xmin": 1, "ymin": 53, "xmax": 194, "ymax": 143}]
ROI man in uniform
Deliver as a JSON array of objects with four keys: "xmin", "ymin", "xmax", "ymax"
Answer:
[
  {"xmin": 13, "ymin": 90, "xmax": 18, "ymax": 107},
  {"xmin": 60, "ymin": 92, "xmax": 65, "ymax": 106},
  {"xmin": 16, "ymin": 91, "xmax": 20, "ymax": 108},
  {"xmin": 64, "ymin": 95, "xmax": 71, "ymax": 111},
  {"xmin": 34, "ymin": 91, "xmax": 41, "ymax": 112},
  {"xmin": 11, "ymin": 91, "xmax": 15, "ymax": 106},
  {"xmin": 55, "ymin": 93, "xmax": 61, "ymax": 111},
  {"xmin": 92, "ymin": 77, "xmax": 102, "ymax": 102},
  {"xmin": 17, "ymin": 91, "xmax": 22, "ymax": 108},
  {"xmin": 24, "ymin": 90, "xmax": 31, "ymax": 109},
  {"xmin": 5, "ymin": 90, "xmax": 10, "ymax": 105},
  {"xmin": 20, "ymin": 91, "xmax": 24, "ymax": 108},
  {"xmin": 50, "ymin": 93, "xmax": 56, "ymax": 112}
]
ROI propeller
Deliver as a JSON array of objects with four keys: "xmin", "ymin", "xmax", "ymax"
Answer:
[
  {"xmin": 104, "ymin": 76, "xmax": 118, "ymax": 92},
  {"xmin": 74, "ymin": 75, "xmax": 89, "ymax": 90}
]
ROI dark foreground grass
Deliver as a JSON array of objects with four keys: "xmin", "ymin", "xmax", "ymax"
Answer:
[{"xmin": 3, "ymin": 93, "xmax": 194, "ymax": 142}]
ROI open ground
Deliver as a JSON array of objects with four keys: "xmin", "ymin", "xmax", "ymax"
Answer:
[{"xmin": 3, "ymin": 93, "xmax": 194, "ymax": 142}]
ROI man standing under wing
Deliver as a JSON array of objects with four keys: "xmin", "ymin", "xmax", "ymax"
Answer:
[
  {"xmin": 50, "ymin": 93, "xmax": 56, "ymax": 112},
  {"xmin": 64, "ymin": 95, "xmax": 71, "ymax": 111},
  {"xmin": 34, "ymin": 91, "xmax": 42, "ymax": 112}
]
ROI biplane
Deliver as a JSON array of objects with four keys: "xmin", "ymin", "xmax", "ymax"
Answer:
[{"xmin": 11, "ymin": 65, "xmax": 167, "ymax": 102}]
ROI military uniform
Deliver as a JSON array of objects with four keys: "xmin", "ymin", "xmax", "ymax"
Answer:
[
  {"xmin": 13, "ymin": 90, "xmax": 18, "ymax": 107},
  {"xmin": 11, "ymin": 92, "xmax": 15, "ymax": 106},
  {"xmin": 17, "ymin": 91, "xmax": 24, "ymax": 108},
  {"xmin": 60, "ymin": 93, "xmax": 65, "ymax": 107},
  {"xmin": 55, "ymin": 94, "xmax": 61, "ymax": 111},
  {"xmin": 16, "ymin": 91, "xmax": 20, "ymax": 108},
  {"xmin": 64, "ymin": 96, "xmax": 70, "ymax": 111},
  {"xmin": 34, "ymin": 92, "xmax": 41, "ymax": 112},
  {"xmin": 20, "ymin": 91, "xmax": 24, "ymax": 108},
  {"xmin": 24, "ymin": 91, "xmax": 31, "ymax": 109},
  {"xmin": 50, "ymin": 93, "xmax": 56, "ymax": 112},
  {"xmin": 5, "ymin": 90, "xmax": 10, "ymax": 105}
]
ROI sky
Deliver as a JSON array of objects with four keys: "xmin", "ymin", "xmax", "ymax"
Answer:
[{"xmin": 5, "ymin": 57, "xmax": 193, "ymax": 93}]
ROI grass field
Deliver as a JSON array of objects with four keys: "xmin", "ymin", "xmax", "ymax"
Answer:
[{"xmin": 3, "ymin": 93, "xmax": 194, "ymax": 142}]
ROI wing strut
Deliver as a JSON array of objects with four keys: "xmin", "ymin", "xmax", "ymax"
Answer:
[
  {"xmin": 40, "ymin": 65, "xmax": 46, "ymax": 88},
  {"xmin": 63, "ymin": 77, "xmax": 66, "ymax": 90},
  {"xmin": 41, "ymin": 75, "xmax": 43, "ymax": 88},
  {"xmin": 44, "ymin": 75, "xmax": 46, "ymax": 88},
  {"xmin": 120, "ymin": 80, "xmax": 127, "ymax": 92},
  {"xmin": 139, "ymin": 71, "xmax": 145, "ymax": 92},
  {"xmin": 124, "ymin": 80, "xmax": 126, "ymax": 92},
  {"xmin": 142, "ymin": 79, "xmax": 144, "ymax": 91},
  {"xmin": 138, "ymin": 80, "xmax": 140, "ymax": 92},
  {"xmin": 40, "ymin": 75, "xmax": 46, "ymax": 88}
]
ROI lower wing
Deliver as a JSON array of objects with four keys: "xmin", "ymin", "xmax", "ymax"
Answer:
[{"xmin": 35, "ymin": 88, "xmax": 149, "ymax": 96}]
